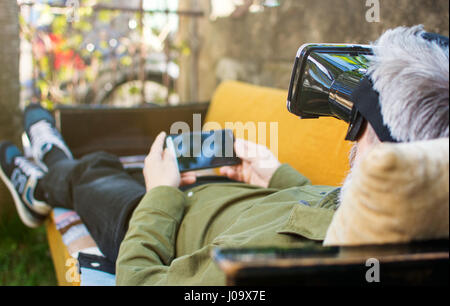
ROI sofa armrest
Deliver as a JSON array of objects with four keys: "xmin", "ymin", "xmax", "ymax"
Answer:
[
  {"xmin": 46, "ymin": 211, "xmax": 81, "ymax": 286},
  {"xmin": 212, "ymin": 240, "xmax": 449, "ymax": 286}
]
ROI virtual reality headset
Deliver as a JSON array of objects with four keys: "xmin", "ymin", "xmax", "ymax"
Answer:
[
  {"xmin": 287, "ymin": 44, "xmax": 396, "ymax": 142},
  {"xmin": 287, "ymin": 31, "xmax": 450, "ymax": 142}
]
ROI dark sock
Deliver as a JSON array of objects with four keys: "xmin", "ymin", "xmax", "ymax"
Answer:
[{"xmin": 43, "ymin": 147, "xmax": 69, "ymax": 169}]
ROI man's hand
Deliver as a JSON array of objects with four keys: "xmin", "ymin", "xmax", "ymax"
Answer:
[
  {"xmin": 220, "ymin": 138, "xmax": 281, "ymax": 188},
  {"xmin": 144, "ymin": 132, "xmax": 197, "ymax": 192}
]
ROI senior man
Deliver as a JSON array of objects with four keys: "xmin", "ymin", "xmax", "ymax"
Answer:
[{"xmin": 0, "ymin": 25, "xmax": 448, "ymax": 285}]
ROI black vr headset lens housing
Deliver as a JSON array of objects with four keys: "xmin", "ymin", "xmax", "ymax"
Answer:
[
  {"xmin": 288, "ymin": 33, "xmax": 448, "ymax": 143},
  {"xmin": 287, "ymin": 44, "xmax": 374, "ymax": 141}
]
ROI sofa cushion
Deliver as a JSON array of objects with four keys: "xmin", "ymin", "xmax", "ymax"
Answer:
[
  {"xmin": 205, "ymin": 81, "xmax": 353, "ymax": 187},
  {"xmin": 324, "ymin": 138, "xmax": 449, "ymax": 246}
]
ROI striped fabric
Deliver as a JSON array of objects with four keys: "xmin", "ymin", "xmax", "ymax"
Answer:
[{"xmin": 53, "ymin": 208, "xmax": 116, "ymax": 286}]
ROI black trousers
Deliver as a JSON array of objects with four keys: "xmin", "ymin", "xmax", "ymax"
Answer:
[{"xmin": 41, "ymin": 152, "xmax": 236, "ymax": 263}]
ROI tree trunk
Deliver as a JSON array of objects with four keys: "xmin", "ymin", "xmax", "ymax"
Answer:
[{"xmin": 0, "ymin": 1, "xmax": 22, "ymax": 216}]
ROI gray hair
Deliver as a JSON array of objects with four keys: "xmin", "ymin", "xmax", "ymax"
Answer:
[{"xmin": 369, "ymin": 25, "xmax": 449, "ymax": 142}]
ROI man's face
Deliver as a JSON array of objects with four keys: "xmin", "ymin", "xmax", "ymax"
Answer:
[{"xmin": 340, "ymin": 124, "xmax": 381, "ymax": 203}]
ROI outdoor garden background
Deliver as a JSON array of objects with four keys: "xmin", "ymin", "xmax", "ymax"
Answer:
[{"xmin": 0, "ymin": 0, "xmax": 448, "ymax": 285}]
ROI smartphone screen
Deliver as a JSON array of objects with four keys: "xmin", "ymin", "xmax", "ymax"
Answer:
[{"xmin": 166, "ymin": 130, "xmax": 242, "ymax": 173}]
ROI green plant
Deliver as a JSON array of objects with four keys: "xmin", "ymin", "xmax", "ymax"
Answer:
[{"xmin": 0, "ymin": 214, "xmax": 57, "ymax": 286}]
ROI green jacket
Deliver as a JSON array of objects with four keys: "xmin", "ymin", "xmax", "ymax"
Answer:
[{"xmin": 116, "ymin": 164, "xmax": 340, "ymax": 286}]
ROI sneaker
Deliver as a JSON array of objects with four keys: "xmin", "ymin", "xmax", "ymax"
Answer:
[
  {"xmin": 24, "ymin": 104, "xmax": 73, "ymax": 171},
  {"xmin": 0, "ymin": 141, "xmax": 51, "ymax": 228}
]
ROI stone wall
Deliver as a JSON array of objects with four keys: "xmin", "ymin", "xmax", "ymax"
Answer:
[{"xmin": 177, "ymin": 0, "xmax": 449, "ymax": 102}]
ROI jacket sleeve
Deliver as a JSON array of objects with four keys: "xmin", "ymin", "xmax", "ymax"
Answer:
[
  {"xmin": 115, "ymin": 186, "xmax": 224, "ymax": 286},
  {"xmin": 268, "ymin": 164, "xmax": 311, "ymax": 189}
]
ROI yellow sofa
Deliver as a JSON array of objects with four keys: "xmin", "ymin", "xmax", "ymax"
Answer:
[{"xmin": 46, "ymin": 81, "xmax": 353, "ymax": 285}]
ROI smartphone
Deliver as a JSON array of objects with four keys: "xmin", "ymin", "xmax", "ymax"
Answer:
[{"xmin": 166, "ymin": 129, "xmax": 242, "ymax": 173}]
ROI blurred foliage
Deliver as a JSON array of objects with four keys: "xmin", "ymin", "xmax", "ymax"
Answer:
[
  {"xmin": 20, "ymin": 0, "xmax": 186, "ymax": 107},
  {"xmin": 0, "ymin": 214, "xmax": 57, "ymax": 286}
]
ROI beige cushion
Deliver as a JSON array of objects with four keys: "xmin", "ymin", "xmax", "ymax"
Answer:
[{"xmin": 324, "ymin": 138, "xmax": 449, "ymax": 246}]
